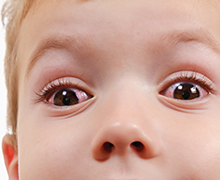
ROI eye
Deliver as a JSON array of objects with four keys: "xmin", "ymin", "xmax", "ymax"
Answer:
[
  {"xmin": 49, "ymin": 88, "xmax": 89, "ymax": 106},
  {"xmin": 161, "ymin": 82, "xmax": 208, "ymax": 100},
  {"xmin": 36, "ymin": 79, "xmax": 93, "ymax": 106}
]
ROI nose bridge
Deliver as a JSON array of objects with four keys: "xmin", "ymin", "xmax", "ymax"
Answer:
[
  {"xmin": 103, "ymin": 81, "xmax": 154, "ymax": 126},
  {"xmin": 91, "ymin": 85, "xmax": 161, "ymax": 161}
]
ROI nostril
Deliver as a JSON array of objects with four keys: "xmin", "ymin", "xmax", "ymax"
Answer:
[
  {"xmin": 103, "ymin": 142, "xmax": 114, "ymax": 153},
  {"xmin": 131, "ymin": 141, "xmax": 144, "ymax": 152}
]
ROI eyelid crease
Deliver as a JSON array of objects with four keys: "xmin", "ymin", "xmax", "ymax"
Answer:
[{"xmin": 158, "ymin": 94, "xmax": 209, "ymax": 112}]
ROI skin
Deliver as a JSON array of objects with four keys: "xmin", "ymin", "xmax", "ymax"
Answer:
[{"xmin": 3, "ymin": 0, "xmax": 220, "ymax": 179}]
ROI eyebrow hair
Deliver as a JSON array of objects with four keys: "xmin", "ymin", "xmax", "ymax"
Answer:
[
  {"xmin": 25, "ymin": 28, "xmax": 220, "ymax": 79},
  {"xmin": 158, "ymin": 28, "xmax": 220, "ymax": 53}
]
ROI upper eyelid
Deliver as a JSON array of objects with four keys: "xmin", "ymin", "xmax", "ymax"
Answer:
[
  {"xmin": 158, "ymin": 71, "xmax": 216, "ymax": 94},
  {"xmin": 42, "ymin": 77, "xmax": 91, "ymax": 91},
  {"xmin": 35, "ymin": 77, "xmax": 94, "ymax": 102},
  {"xmin": 42, "ymin": 79, "xmax": 75, "ymax": 93}
]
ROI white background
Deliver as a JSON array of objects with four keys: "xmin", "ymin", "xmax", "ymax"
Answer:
[{"xmin": 0, "ymin": 0, "xmax": 9, "ymax": 179}]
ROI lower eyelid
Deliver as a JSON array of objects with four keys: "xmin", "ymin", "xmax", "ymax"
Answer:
[
  {"xmin": 157, "ymin": 94, "xmax": 210, "ymax": 112},
  {"xmin": 43, "ymin": 97, "xmax": 96, "ymax": 117}
]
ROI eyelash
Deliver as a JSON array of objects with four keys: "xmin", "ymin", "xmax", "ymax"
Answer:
[
  {"xmin": 35, "ymin": 79, "xmax": 81, "ymax": 103},
  {"xmin": 159, "ymin": 72, "xmax": 215, "ymax": 96},
  {"xmin": 35, "ymin": 72, "xmax": 214, "ymax": 104}
]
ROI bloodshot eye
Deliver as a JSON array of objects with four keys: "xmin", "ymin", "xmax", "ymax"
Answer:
[
  {"xmin": 161, "ymin": 82, "xmax": 208, "ymax": 100},
  {"xmin": 36, "ymin": 78, "xmax": 94, "ymax": 107},
  {"xmin": 173, "ymin": 82, "xmax": 200, "ymax": 100},
  {"xmin": 53, "ymin": 89, "xmax": 78, "ymax": 106},
  {"xmin": 47, "ymin": 88, "xmax": 91, "ymax": 106}
]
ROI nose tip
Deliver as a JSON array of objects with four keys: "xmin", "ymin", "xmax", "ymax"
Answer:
[{"xmin": 91, "ymin": 122, "xmax": 161, "ymax": 161}]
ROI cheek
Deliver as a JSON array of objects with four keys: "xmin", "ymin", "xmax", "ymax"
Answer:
[
  {"xmin": 164, "ymin": 113, "xmax": 220, "ymax": 179},
  {"xmin": 17, "ymin": 113, "xmax": 93, "ymax": 180}
]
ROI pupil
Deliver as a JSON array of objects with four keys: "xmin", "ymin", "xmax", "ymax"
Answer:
[
  {"xmin": 182, "ymin": 91, "xmax": 190, "ymax": 99},
  {"xmin": 62, "ymin": 96, "xmax": 71, "ymax": 105}
]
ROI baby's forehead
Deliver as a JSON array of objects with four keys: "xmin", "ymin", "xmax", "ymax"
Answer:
[
  {"xmin": 18, "ymin": 0, "xmax": 220, "ymax": 62},
  {"xmin": 21, "ymin": 0, "xmax": 220, "ymax": 44},
  {"xmin": 26, "ymin": 0, "xmax": 220, "ymax": 29},
  {"xmin": 17, "ymin": 0, "xmax": 220, "ymax": 79}
]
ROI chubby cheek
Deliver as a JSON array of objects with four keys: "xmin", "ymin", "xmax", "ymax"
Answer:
[
  {"xmin": 17, "ymin": 114, "xmax": 93, "ymax": 180},
  {"xmin": 165, "ymin": 113, "xmax": 220, "ymax": 179}
]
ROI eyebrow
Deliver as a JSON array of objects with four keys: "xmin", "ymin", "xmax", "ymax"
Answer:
[
  {"xmin": 25, "ymin": 28, "xmax": 220, "ymax": 78},
  {"xmin": 158, "ymin": 28, "xmax": 220, "ymax": 53},
  {"xmin": 25, "ymin": 35, "xmax": 94, "ymax": 78}
]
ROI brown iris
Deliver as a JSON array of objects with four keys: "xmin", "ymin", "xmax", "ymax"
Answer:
[
  {"xmin": 54, "ymin": 89, "xmax": 79, "ymax": 106},
  {"xmin": 174, "ymin": 83, "xmax": 200, "ymax": 100}
]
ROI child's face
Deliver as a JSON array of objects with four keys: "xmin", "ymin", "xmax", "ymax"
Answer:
[{"xmin": 13, "ymin": 0, "xmax": 220, "ymax": 179}]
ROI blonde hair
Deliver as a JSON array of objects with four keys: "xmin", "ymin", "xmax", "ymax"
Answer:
[{"xmin": 2, "ymin": 0, "xmax": 34, "ymax": 148}]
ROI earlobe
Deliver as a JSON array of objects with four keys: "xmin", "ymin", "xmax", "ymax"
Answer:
[{"xmin": 2, "ymin": 134, "xmax": 19, "ymax": 180}]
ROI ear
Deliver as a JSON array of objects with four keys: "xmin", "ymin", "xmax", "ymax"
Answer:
[{"xmin": 2, "ymin": 134, "xmax": 19, "ymax": 180}]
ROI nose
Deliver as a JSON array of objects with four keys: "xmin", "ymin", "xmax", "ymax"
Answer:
[{"xmin": 91, "ymin": 107, "xmax": 161, "ymax": 161}]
